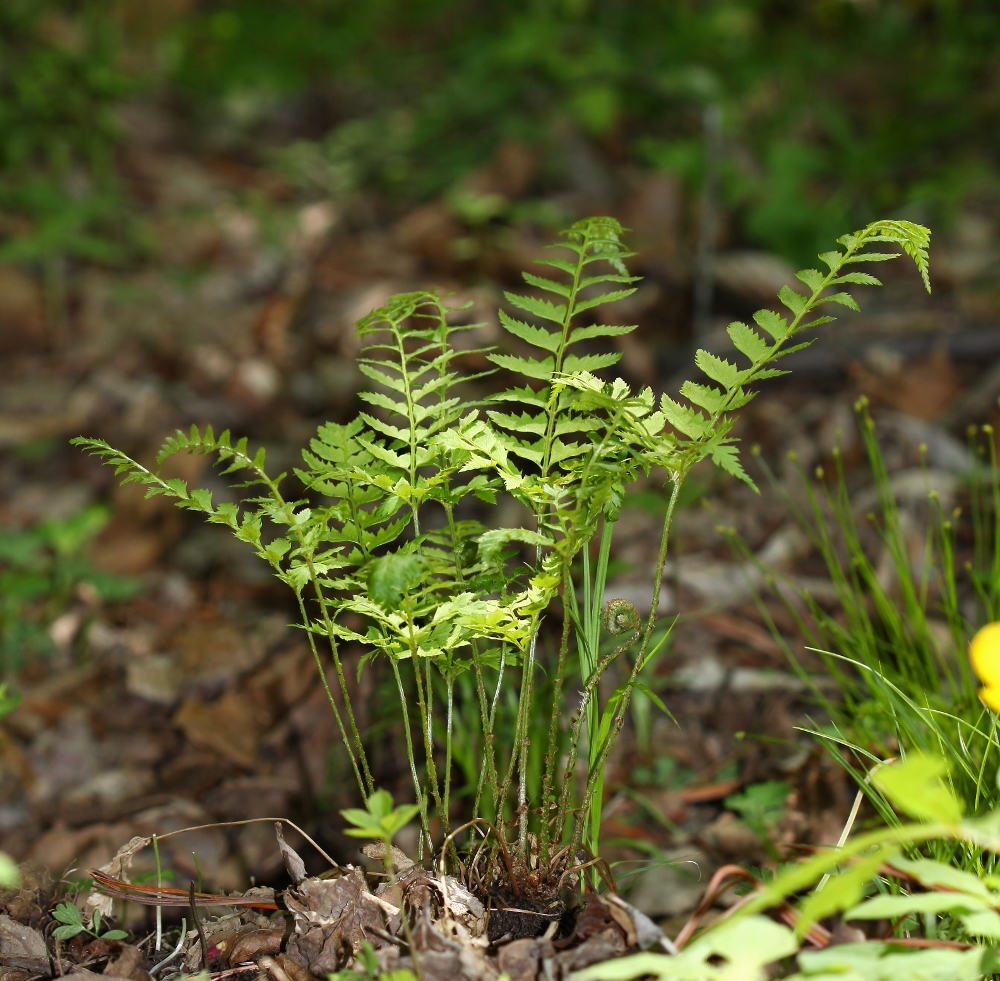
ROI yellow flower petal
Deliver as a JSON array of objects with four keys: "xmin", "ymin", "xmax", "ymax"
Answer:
[
  {"xmin": 980, "ymin": 686, "xmax": 1000, "ymax": 713},
  {"xmin": 970, "ymin": 622, "xmax": 1000, "ymax": 689}
]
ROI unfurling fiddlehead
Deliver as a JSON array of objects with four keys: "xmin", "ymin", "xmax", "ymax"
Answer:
[{"xmin": 602, "ymin": 598, "xmax": 641, "ymax": 636}]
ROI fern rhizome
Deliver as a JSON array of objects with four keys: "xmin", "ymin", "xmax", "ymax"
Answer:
[{"xmin": 75, "ymin": 216, "xmax": 930, "ymax": 904}]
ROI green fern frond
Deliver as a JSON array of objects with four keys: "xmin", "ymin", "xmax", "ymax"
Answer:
[
  {"xmin": 652, "ymin": 218, "xmax": 932, "ymax": 491},
  {"xmin": 486, "ymin": 216, "xmax": 640, "ymax": 479}
]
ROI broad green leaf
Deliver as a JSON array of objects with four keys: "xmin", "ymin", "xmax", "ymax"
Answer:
[
  {"xmin": 753, "ymin": 308, "xmax": 788, "ymax": 341},
  {"xmin": 694, "ymin": 350, "xmax": 741, "ymax": 389},
  {"xmin": 357, "ymin": 362, "xmax": 406, "ymax": 393},
  {"xmin": 727, "ymin": 322, "xmax": 771, "ymax": 364},
  {"xmin": 679, "ymin": 381, "xmax": 727, "ymax": 415},
  {"xmin": 498, "ymin": 309, "xmax": 561, "ymax": 353},
  {"xmin": 796, "ymin": 269, "xmax": 825, "ymax": 291},
  {"xmin": 53, "ymin": 902, "xmax": 83, "ymax": 926},
  {"xmin": 710, "ymin": 442, "xmax": 756, "ymax": 491},
  {"xmin": 888, "ymin": 856, "xmax": 994, "ymax": 899},
  {"xmin": 798, "ymin": 845, "xmax": 898, "ymax": 933},
  {"xmin": 367, "ymin": 553, "xmax": 424, "ymax": 610},
  {"xmin": 487, "ymin": 353, "xmax": 555, "ymax": 381},
  {"xmin": 960, "ymin": 909, "xmax": 1000, "ymax": 939},
  {"xmin": 817, "ymin": 291, "xmax": 860, "ymax": 311},
  {"xmin": 553, "ymin": 416, "xmax": 601, "ymax": 436},
  {"xmin": 844, "ymin": 250, "xmax": 901, "ymax": 263},
  {"xmin": 873, "ymin": 753, "xmax": 963, "ymax": 824},
  {"xmin": 777, "ymin": 284, "xmax": 808, "ymax": 317},
  {"xmin": 661, "ymin": 395, "xmax": 710, "ymax": 440},
  {"xmin": 848, "ymin": 891, "xmax": 988, "ymax": 919},
  {"xmin": 577, "ymin": 272, "xmax": 636, "ymax": 290},
  {"xmin": 358, "ymin": 413, "xmax": 409, "ymax": 443},
  {"xmin": 818, "ymin": 250, "xmax": 844, "ymax": 271},
  {"xmin": 478, "ymin": 528, "xmax": 552, "ymax": 563},
  {"xmin": 360, "ymin": 439, "xmax": 408, "ymax": 469},
  {"xmin": 795, "ymin": 943, "xmax": 986, "ymax": 981},
  {"xmin": 829, "ymin": 272, "xmax": 882, "ymax": 287},
  {"xmin": 688, "ymin": 916, "xmax": 798, "ymax": 966},
  {"xmin": 486, "ymin": 410, "xmax": 547, "ymax": 437},
  {"xmin": 358, "ymin": 390, "xmax": 404, "ymax": 415},
  {"xmin": 549, "ymin": 439, "xmax": 590, "ymax": 464},
  {"xmin": 533, "ymin": 256, "xmax": 576, "ymax": 275},
  {"xmin": 563, "ymin": 352, "xmax": 621, "ymax": 373},
  {"xmin": 571, "ymin": 952, "xmax": 675, "ymax": 981},
  {"xmin": 521, "ymin": 271, "xmax": 570, "ymax": 297},
  {"xmin": 574, "ymin": 288, "xmax": 637, "ymax": 315},
  {"xmin": 504, "ymin": 291, "xmax": 566, "ymax": 325},
  {"xmin": 568, "ymin": 323, "xmax": 636, "ymax": 345}
]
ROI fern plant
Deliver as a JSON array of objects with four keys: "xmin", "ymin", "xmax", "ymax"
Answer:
[{"xmin": 73, "ymin": 216, "xmax": 930, "ymax": 890}]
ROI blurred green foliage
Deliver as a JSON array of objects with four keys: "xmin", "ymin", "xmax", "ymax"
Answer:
[
  {"xmin": 0, "ymin": 506, "xmax": 143, "ymax": 676},
  {"xmin": 0, "ymin": 0, "xmax": 137, "ymax": 266},
  {"xmin": 165, "ymin": 0, "xmax": 1000, "ymax": 261},
  {"xmin": 4, "ymin": 0, "xmax": 1000, "ymax": 265}
]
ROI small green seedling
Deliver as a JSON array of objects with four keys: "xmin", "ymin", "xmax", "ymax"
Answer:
[
  {"xmin": 342, "ymin": 791, "xmax": 424, "ymax": 981},
  {"xmin": 51, "ymin": 902, "xmax": 127, "ymax": 943},
  {"xmin": 341, "ymin": 790, "xmax": 422, "ymax": 858},
  {"xmin": 725, "ymin": 780, "xmax": 791, "ymax": 858}
]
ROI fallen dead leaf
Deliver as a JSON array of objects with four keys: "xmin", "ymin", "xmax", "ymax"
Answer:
[
  {"xmin": 173, "ymin": 688, "xmax": 263, "ymax": 769},
  {"xmin": 0, "ymin": 913, "xmax": 49, "ymax": 974},
  {"xmin": 103, "ymin": 944, "xmax": 152, "ymax": 981},
  {"xmin": 497, "ymin": 936, "xmax": 554, "ymax": 981},
  {"xmin": 227, "ymin": 926, "xmax": 285, "ymax": 966},
  {"xmin": 284, "ymin": 869, "xmax": 398, "ymax": 975}
]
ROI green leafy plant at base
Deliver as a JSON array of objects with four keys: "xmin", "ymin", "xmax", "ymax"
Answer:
[
  {"xmin": 51, "ymin": 901, "xmax": 127, "ymax": 942},
  {"xmin": 340, "ymin": 790, "xmax": 423, "ymax": 981},
  {"xmin": 576, "ymin": 754, "xmax": 1000, "ymax": 981},
  {"xmin": 724, "ymin": 402, "xmax": 1000, "ymax": 854},
  {"xmin": 73, "ymin": 217, "xmax": 930, "ymax": 892}
]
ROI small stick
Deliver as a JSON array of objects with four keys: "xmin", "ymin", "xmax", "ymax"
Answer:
[
  {"xmin": 152, "ymin": 834, "xmax": 162, "ymax": 952},
  {"xmin": 190, "ymin": 882, "xmax": 209, "ymax": 970},
  {"xmin": 153, "ymin": 817, "xmax": 339, "ymax": 871}
]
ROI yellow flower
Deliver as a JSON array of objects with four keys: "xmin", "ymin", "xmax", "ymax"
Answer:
[{"xmin": 969, "ymin": 622, "xmax": 1000, "ymax": 711}]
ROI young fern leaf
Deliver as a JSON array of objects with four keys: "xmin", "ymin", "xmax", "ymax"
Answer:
[
  {"xmin": 653, "ymin": 219, "xmax": 932, "ymax": 490},
  {"xmin": 348, "ymin": 291, "xmax": 493, "ymax": 525},
  {"xmin": 487, "ymin": 216, "xmax": 639, "ymax": 476}
]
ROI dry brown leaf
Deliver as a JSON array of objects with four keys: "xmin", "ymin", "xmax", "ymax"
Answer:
[
  {"xmin": 284, "ymin": 870, "xmax": 398, "ymax": 975},
  {"xmin": 173, "ymin": 688, "xmax": 263, "ymax": 769},
  {"xmin": 0, "ymin": 914, "xmax": 49, "ymax": 974},
  {"xmin": 227, "ymin": 926, "xmax": 285, "ymax": 966},
  {"xmin": 496, "ymin": 937, "xmax": 553, "ymax": 981},
  {"xmin": 87, "ymin": 836, "xmax": 150, "ymax": 918},
  {"xmin": 103, "ymin": 944, "xmax": 152, "ymax": 981}
]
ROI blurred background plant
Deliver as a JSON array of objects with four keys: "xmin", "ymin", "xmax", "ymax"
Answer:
[
  {"xmin": 0, "ymin": 0, "xmax": 143, "ymax": 332},
  {"xmin": 4, "ymin": 0, "xmax": 1000, "ymax": 272},
  {"xmin": 0, "ymin": 506, "xmax": 142, "ymax": 677}
]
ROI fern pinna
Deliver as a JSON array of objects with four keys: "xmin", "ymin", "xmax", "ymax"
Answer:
[{"xmin": 73, "ymin": 216, "xmax": 930, "ymax": 877}]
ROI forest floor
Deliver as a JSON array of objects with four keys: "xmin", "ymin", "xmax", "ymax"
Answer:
[{"xmin": 2, "ymin": 97, "xmax": 1000, "ymax": 979}]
